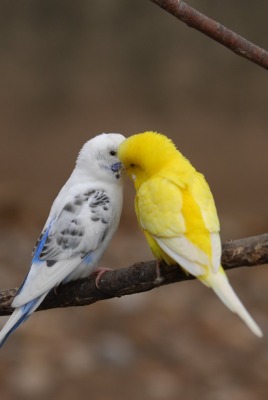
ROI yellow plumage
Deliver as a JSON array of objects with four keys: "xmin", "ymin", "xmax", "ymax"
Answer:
[{"xmin": 118, "ymin": 131, "xmax": 262, "ymax": 337}]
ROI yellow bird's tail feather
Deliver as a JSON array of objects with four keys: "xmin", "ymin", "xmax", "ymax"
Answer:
[{"xmin": 200, "ymin": 267, "xmax": 263, "ymax": 337}]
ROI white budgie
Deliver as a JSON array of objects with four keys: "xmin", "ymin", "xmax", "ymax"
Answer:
[{"xmin": 0, "ymin": 133, "xmax": 125, "ymax": 347}]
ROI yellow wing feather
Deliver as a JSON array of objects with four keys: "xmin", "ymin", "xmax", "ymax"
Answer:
[
  {"xmin": 136, "ymin": 174, "xmax": 217, "ymax": 275},
  {"xmin": 136, "ymin": 176, "xmax": 185, "ymax": 237},
  {"xmin": 190, "ymin": 172, "xmax": 220, "ymax": 233}
]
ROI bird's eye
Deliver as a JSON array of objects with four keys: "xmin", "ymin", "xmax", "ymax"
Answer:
[
  {"xmin": 130, "ymin": 163, "xmax": 135, "ymax": 168},
  {"xmin": 109, "ymin": 150, "xmax": 116, "ymax": 156}
]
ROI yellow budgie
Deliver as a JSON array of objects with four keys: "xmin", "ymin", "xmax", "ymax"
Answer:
[{"xmin": 118, "ymin": 131, "xmax": 262, "ymax": 337}]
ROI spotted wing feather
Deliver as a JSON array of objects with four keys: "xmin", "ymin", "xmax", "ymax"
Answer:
[
  {"xmin": 13, "ymin": 189, "xmax": 113, "ymax": 307},
  {"xmin": 33, "ymin": 189, "xmax": 112, "ymax": 265}
]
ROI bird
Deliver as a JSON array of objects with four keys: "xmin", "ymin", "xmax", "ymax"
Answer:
[
  {"xmin": 0, "ymin": 133, "xmax": 125, "ymax": 347},
  {"xmin": 118, "ymin": 131, "xmax": 263, "ymax": 337}
]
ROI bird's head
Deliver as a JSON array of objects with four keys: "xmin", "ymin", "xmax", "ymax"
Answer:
[
  {"xmin": 76, "ymin": 133, "xmax": 126, "ymax": 183},
  {"xmin": 118, "ymin": 131, "xmax": 178, "ymax": 189}
]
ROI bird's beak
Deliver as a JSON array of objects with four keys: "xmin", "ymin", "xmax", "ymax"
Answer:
[{"xmin": 111, "ymin": 162, "xmax": 122, "ymax": 173}]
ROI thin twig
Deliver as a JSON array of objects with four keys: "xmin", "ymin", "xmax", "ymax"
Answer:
[
  {"xmin": 150, "ymin": 0, "xmax": 268, "ymax": 70},
  {"xmin": 0, "ymin": 234, "xmax": 267, "ymax": 316}
]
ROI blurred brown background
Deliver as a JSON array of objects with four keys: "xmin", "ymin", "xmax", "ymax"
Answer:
[{"xmin": 0, "ymin": 1, "xmax": 268, "ymax": 399}]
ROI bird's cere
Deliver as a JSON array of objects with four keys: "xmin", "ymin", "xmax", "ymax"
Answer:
[{"xmin": 111, "ymin": 162, "xmax": 122, "ymax": 173}]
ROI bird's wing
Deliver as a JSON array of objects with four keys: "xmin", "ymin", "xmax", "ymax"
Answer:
[
  {"xmin": 13, "ymin": 188, "xmax": 113, "ymax": 307},
  {"xmin": 136, "ymin": 176, "xmax": 218, "ymax": 276},
  {"xmin": 135, "ymin": 177, "xmax": 185, "ymax": 237},
  {"xmin": 34, "ymin": 188, "xmax": 112, "ymax": 262},
  {"xmin": 189, "ymin": 172, "xmax": 221, "ymax": 272},
  {"xmin": 190, "ymin": 172, "xmax": 220, "ymax": 233}
]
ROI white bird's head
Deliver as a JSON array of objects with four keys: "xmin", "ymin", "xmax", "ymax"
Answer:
[{"xmin": 75, "ymin": 133, "xmax": 126, "ymax": 183}]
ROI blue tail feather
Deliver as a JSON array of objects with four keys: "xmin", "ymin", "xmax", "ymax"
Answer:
[{"xmin": 0, "ymin": 298, "xmax": 41, "ymax": 348}]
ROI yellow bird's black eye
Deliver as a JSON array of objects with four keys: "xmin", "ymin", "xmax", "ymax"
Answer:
[
  {"xmin": 109, "ymin": 150, "xmax": 116, "ymax": 156},
  {"xmin": 130, "ymin": 163, "xmax": 135, "ymax": 167}
]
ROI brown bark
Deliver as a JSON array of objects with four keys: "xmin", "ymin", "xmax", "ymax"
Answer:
[
  {"xmin": 0, "ymin": 234, "xmax": 267, "ymax": 316},
  {"xmin": 150, "ymin": 0, "xmax": 268, "ymax": 70}
]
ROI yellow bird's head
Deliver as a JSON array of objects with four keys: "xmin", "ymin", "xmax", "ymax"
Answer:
[{"xmin": 118, "ymin": 131, "xmax": 179, "ymax": 189}]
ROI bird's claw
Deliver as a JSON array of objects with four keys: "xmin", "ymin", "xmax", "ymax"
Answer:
[
  {"xmin": 154, "ymin": 261, "xmax": 164, "ymax": 286},
  {"xmin": 92, "ymin": 267, "xmax": 113, "ymax": 290}
]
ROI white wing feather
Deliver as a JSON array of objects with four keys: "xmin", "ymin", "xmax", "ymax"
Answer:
[
  {"xmin": 12, "ymin": 259, "xmax": 82, "ymax": 307},
  {"xmin": 154, "ymin": 236, "xmax": 207, "ymax": 276},
  {"xmin": 210, "ymin": 232, "xmax": 222, "ymax": 272}
]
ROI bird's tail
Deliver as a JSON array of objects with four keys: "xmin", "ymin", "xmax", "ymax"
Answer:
[
  {"xmin": 0, "ymin": 293, "xmax": 46, "ymax": 348},
  {"xmin": 200, "ymin": 267, "xmax": 263, "ymax": 337}
]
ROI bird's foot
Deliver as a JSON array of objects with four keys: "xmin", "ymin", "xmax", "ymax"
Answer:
[
  {"xmin": 154, "ymin": 260, "xmax": 164, "ymax": 286},
  {"xmin": 92, "ymin": 267, "xmax": 113, "ymax": 290}
]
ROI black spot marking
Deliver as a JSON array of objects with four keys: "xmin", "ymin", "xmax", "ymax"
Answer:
[
  {"xmin": 41, "ymin": 243, "xmax": 49, "ymax": 251},
  {"xmin": 101, "ymin": 229, "xmax": 108, "ymax": 243},
  {"xmin": 56, "ymin": 236, "xmax": 63, "ymax": 246},
  {"xmin": 32, "ymin": 229, "xmax": 47, "ymax": 256},
  {"xmin": 47, "ymin": 260, "xmax": 57, "ymax": 267},
  {"xmin": 75, "ymin": 190, "xmax": 96, "ymax": 204},
  {"xmin": 84, "ymin": 190, "xmax": 96, "ymax": 197},
  {"xmin": 40, "ymin": 248, "xmax": 48, "ymax": 257},
  {"xmin": 74, "ymin": 197, "xmax": 83, "ymax": 206},
  {"xmin": 101, "ymin": 219, "xmax": 108, "ymax": 224},
  {"xmin": 90, "ymin": 191, "xmax": 110, "ymax": 208},
  {"xmin": 91, "ymin": 216, "xmax": 100, "ymax": 222},
  {"xmin": 63, "ymin": 203, "xmax": 75, "ymax": 213}
]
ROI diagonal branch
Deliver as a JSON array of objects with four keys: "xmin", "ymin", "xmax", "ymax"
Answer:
[
  {"xmin": 150, "ymin": 0, "xmax": 268, "ymax": 70},
  {"xmin": 0, "ymin": 234, "xmax": 267, "ymax": 316}
]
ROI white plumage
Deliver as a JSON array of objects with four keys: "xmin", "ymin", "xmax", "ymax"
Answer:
[{"xmin": 0, "ymin": 133, "xmax": 125, "ymax": 346}]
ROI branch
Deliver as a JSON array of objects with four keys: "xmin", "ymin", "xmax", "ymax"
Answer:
[
  {"xmin": 150, "ymin": 0, "xmax": 268, "ymax": 70},
  {"xmin": 0, "ymin": 234, "xmax": 267, "ymax": 316}
]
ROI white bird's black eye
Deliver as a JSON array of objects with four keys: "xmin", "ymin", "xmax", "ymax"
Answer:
[{"xmin": 109, "ymin": 150, "xmax": 116, "ymax": 156}]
